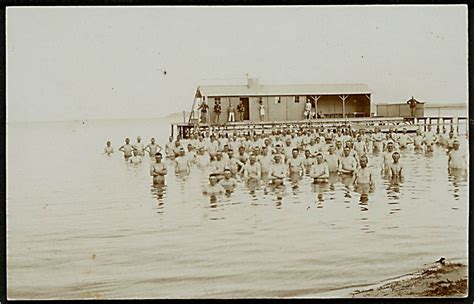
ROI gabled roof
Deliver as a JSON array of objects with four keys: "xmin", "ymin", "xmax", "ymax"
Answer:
[{"xmin": 195, "ymin": 83, "xmax": 371, "ymax": 98}]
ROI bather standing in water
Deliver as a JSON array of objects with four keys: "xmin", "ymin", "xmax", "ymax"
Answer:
[
  {"xmin": 219, "ymin": 168, "xmax": 237, "ymax": 194},
  {"xmin": 413, "ymin": 129, "xmax": 424, "ymax": 151},
  {"xmin": 119, "ymin": 137, "xmax": 134, "ymax": 160},
  {"xmin": 258, "ymin": 146, "xmax": 273, "ymax": 181},
  {"xmin": 150, "ymin": 152, "xmax": 167, "ymax": 185},
  {"xmin": 175, "ymin": 148, "xmax": 191, "ymax": 175},
  {"xmin": 389, "ymin": 151, "xmax": 404, "ymax": 186},
  {"xmin": 382, "ymin": 141, "xmax": 396, "ymax": 173},
  {"xmin": 372, "ymin": 127, "xmax": 384, "ymax": 154},
  {"xmin": 446, "ymin": 131, "xmax": 456, "ymax": 151},
  {"xmin": 134, "ymin": 136, "xmax": 145, "ymax": 156},
  {"xmin": 196, "ymin": 147, "xmax": 211, "ymax": 171},
  {"xmin": 145, "ymin": 137, "xmax": 162, "ymax": 157},
  {"xmin": 448, "ymin": 140, "xmax": 467, "ymax": 170},
  {"xmin": 226, "ymin": 149, "xmax": 243, "ymax": 178},
  {"xmin": 310, "ymin": 153, "xmax": 330, "ymax": 199},
  {"xmin": 288, "ymin": 148, "xmax": 304, "ymax": 177},
  {"xmin": 302, "ymin": 149, "xmax": 315, "ymax": 175},
  {"xmin": 164, "ymin": 136, "xmax": 174, "ymax": 159},
  {"xmin": 269, "ymin": 154, "xmax": 287, "ymax": 186},
  {"xmin": 339, "ymin": 146, "xmax": 357, "ymax": 176},
  {"xmin": 287, "ymin": 148, "xmax": 302, "ymax": 189},
  {"xmin": 352, "ymin": 155, "xmax": 374, "ymax": 199},
  {"xmin": 203, "ymin": 173, "xmax": 225, "ymax": 196},
  {"xmin": 353, "ymin": 134, "xmax": 368, "ymax": 158},
  {"xmin": 185, "ymin": 143, "xmax": 197, "ymax": 165},
  {"xmin": 212, "ymin": 151, "xmax": 228, "ymax": 179},
  {"xmin": 243, "ymin": 154, "xmax": 261, "ymax": 181},
  {"xmin": 423, "ymin": 125, "xmax": 437, "ymax": 153},
  {"xmin": 129, "ymin": 149, "xmax": 142, "ymax": 164},
  {"xmin": 389, "ymin": 151, "xmax": 403, "ymax": 178},
  {"xmin": 397, "ymin": 128, "xmax": 412, "ymax": 149},
  {"xmin": 243, "ymin": 154, "xmax": 261, "ymax": 193},
  {"xmin": 310, "ymin": 153, "xmax": 329, "ymax": 183},
  {"xmin": 104, "ymin": 140, "xmax": 114, "ymax": 156}
]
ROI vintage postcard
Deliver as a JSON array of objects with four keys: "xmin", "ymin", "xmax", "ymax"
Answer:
[{"xmin": 6, "ymin": 5, "xmax": 468, "ymax": 299}]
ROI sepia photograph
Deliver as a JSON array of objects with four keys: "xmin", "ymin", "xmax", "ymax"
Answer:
[{"xmin": 6, "ymin": 4, "xmax": 469, "ymax": 299}]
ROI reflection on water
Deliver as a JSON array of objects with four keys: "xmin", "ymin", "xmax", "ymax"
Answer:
[
  {"xmin": 150, "ymin": 183, "xmax": 167, "ymax": 213},
  {"xmin": 448, "ymin": 168, "xmax": 468, "ymax": 202},
  {"xmin": 7, "ymin": 120, "xmax": 469, "ymax": 299}
]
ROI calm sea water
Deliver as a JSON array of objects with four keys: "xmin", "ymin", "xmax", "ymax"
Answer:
[{"xmin": 7, "ymin": 118, "xmax": 469, "ymax": 299}]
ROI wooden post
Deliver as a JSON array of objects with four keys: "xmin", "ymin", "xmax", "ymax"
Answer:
[
  {"xmin": 188, "ymin": 97, "xmax": 197, "ymax": 122},
  {"xmin": 171, "ymin": 124, "xmax": 174, "ymax": 138},
  {"xmin": 314, "ymin": 95, "xmax": 320, "ymax": 119},
  {"xmin": 339, "ymin": 95, "xmax": 348, "ymax": 119}
]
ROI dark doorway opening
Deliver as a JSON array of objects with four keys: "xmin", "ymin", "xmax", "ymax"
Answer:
[{"xmin": 240, "ymin": 97, "xmax": 250, "ymax": 120}]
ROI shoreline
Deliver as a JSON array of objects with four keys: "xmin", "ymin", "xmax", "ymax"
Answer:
[{"xmin": 351, "ymin": 262, "xmax": 467, "ymax": 298}]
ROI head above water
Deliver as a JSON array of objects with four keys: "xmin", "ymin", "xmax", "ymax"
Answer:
[
  {"xmin": 249, "ymin": 154, "xmax": 256, "ymax": 163},
  {"xmin": 343, "ymin": 146, "xmax": 351, "ymax": 156},
  {"xmin": 125, "ymin": 138, "xmax": 130, "ymax": 144},
  {"xmin": 292, "ymin": 148, "xmax": 299, "ymax": 157},
  {"xmin": 316, "ymin": 153, "xmax": 323, "ymax": 163},
  {"xmin": 392, "ymin": 151, "xmax": 400, "ymax": 162},
  {"xmin": 387, "ymin": 142, "xmax": 394, "ymax": 151},
  {"xmin": 209, "ymin": 173, "xmax": 218, "ymax": 185}
]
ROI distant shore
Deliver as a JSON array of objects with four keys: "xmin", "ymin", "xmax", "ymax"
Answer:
[{"xmin": 352, "ymin": 262, "xmax": 467, "ymax": 297}]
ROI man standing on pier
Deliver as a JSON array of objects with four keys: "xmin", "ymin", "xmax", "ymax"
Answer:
[
  {"xmin": 198, "ymin": 99, "xmax": 209, "ymax": 124},
  {"xmin": 213, "ymin": 99, "xmax": 222, "ymax": 125},
  {"xmin": 237, "ymin": 100, "xmax": 245, "ymax": 122},
  {"xmin": 304, "ymin": 99, "xmax": 312, "ymax": 120},
  {"xmin": 228, "ymin": 103, "xmax": 236, "ymax": 122}
]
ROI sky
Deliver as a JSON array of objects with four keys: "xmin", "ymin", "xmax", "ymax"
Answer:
[{"xmin": 7, "ymin": 5, "xmax": 468, "ymax": 122}]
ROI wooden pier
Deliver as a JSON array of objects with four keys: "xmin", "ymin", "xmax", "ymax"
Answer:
[
  {"xmin": 171, "ymin": 116, "xmax": 468, "ymax": 139},
  {"xmin": 170, "ymin": 116, "xmax": 467, "ymax": 139}
]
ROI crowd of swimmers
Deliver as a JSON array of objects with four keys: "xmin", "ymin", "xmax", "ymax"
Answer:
[{"xmin": 104, "ymin": 124, "xmax": 467, "ymax": 202}]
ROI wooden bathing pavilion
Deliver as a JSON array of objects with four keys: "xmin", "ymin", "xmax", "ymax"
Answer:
[{"xmin": 171, "ymin": 78, "xmax": 466, "ymax": 138}]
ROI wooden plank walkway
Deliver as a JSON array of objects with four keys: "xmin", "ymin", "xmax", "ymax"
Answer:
[{"xmin": 171, "ymin": 116, "xmax": 467, "ymax": 138}]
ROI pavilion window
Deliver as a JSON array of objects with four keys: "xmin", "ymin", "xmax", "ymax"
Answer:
[
  {"xmin": 275, "ymin": 96, "xmax": 281, "ymax": 104},
  {"xmin": 294, "ymin": 96, "xmax": 300, "ymax": 103}
]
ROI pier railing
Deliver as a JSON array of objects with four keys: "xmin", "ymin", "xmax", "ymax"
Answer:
[{"xmin": 170, "ymin": 116, "xmax": 468, "ymax": 138}]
